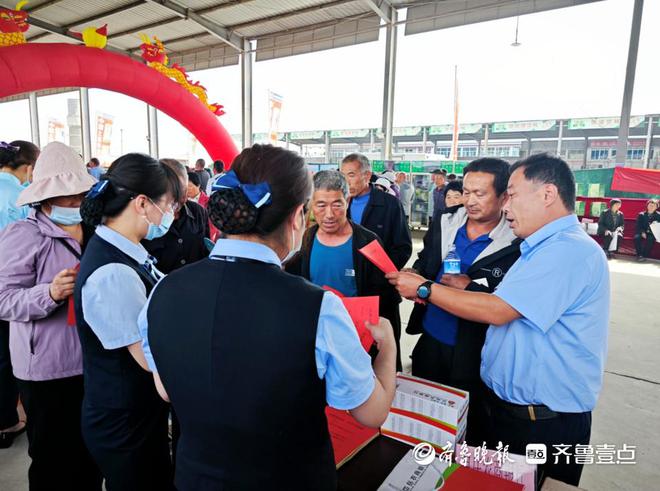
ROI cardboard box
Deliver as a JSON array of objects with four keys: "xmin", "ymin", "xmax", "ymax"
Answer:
[
  {"xmin": 461, "ymin": 445, "xmax": 536, "ymax": 491},
  {"xmin": 381, "ymin": 373, "xmax": 469, "ymax": 451},
  {"xmin": 378, "ymin": 450, "xmax": 524, "ymax": 491}
]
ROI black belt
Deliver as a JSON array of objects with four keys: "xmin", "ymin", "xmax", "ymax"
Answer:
[{"xmin": 487, "ymin": 387, "xmax": 560, "ymax": 421}]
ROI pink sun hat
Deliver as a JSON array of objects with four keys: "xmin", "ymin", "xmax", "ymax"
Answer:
[{"xmin": 16, "ymin": 142, "xmax": 97, "ymax": 206}]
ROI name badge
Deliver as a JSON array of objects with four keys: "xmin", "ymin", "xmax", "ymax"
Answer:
[{"xmin": 345, "ymin": 269, "xmax": 356, "ymax": 277}]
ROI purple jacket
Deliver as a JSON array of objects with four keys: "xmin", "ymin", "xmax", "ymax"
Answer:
[{"xmin": 0, "ymin": 209, "xmax": 83, "ymax": 381}]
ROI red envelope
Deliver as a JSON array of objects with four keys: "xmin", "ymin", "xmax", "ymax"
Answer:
[
  {"xmin": 358, "ymin": 240, "xmax": 397, "ymax": 274},
  {"xmin": 67, "ymin": 264, "xmax": 80, "ymax": 327},
  {"xmin": 322, "ymin": 287, "xmax": 377, "ymax": 351}
]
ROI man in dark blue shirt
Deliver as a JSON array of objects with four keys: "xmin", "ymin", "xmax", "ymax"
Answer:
[{"xmin": 406, "ymin": 158, "xmax": 520, "ymax": 446}]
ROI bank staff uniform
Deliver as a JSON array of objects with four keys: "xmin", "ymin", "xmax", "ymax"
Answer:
[
  {"xmin": 0, "ymin": 172, "xmax": 29, "ymax": 444},
  {"xmin": 481, "ymin": 214, "xmax": 609, "ymax": 486},
  {"xmin": 74, "ymin": 225, "xmax": 173, "ymax": 491},
  {"xmin": 139, "ymin": 239, "xmax": 376, "ymax": 491}
]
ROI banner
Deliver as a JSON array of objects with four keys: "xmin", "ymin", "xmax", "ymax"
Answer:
[
  {"xmin": 491, "ymin": 120, "xmax": 556, "ymax": 133},
  {"xmin": 610, "ymin": 167, "xmax": 660, "ymax": 196},
  {"xmin": 95, "ymin": 113, "xmax": 114, "ymax": 157},
  {"xmin": 567, "ymin": 116, "xmax": 645, "ymax": 130},
  {"xmin": 47, "ymin": 119, "xmax": 65, "ymax": 143},
  {"xmin": 268, "ymin": 90, "xmax": 283, "ymax": 143}
]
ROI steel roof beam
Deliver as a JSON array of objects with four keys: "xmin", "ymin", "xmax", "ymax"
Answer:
[
  {"xmin": 26, "ymin": 1, "xmax": 146, "ymax": 42},
  {"xmin": 145, "ymin": 0, "xmax": 243, "ymax": 51},
  {"xmin": 362, "ymin": 0, "xmax": 391, "ymax": 23},
  {"xmin": 108, "ymin": 0, "xmax": 255, "ymax": 40},
  {"xmin": 26, "ymin": 16, "xmax": 134, "ymax": 56},
  {"xmin": 228, "ymin": 0, "xmax": 356, "ymax": 32}
]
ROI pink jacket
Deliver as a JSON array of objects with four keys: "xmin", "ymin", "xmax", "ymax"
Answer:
[{"xmin": 0, "ymin": 209, "xmax": 83, "ymax": 381}]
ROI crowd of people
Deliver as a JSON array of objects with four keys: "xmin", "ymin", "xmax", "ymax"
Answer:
[{"xmin": 0, "ymin": 139, "xmax": 658, "ymax": 490}]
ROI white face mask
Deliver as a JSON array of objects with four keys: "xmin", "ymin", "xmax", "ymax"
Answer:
[{"xmin": 282, "ymin": 208, "xmax": 304, "ymax": 264}]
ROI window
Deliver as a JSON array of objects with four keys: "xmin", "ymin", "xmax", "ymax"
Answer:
[
  {"xmin": 38, "ymin": 91, "xmax": 81, "ymax": 155},
  {"xmin": 436, "ymin": 147, "xmax": 451, "ymax": 158},
  {"xmin": 590, "ymin": 149, "xmax": 609, "ymax": 160},
  {"xmin": 458, "ymin": 146, "xmax": 477, "ymax": 157},
  {"xmin": 611, "ymin": 149, "xmax": 645, "ymax": 160}
]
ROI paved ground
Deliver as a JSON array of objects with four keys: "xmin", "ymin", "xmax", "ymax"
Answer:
[{"xmin": 1, "ymin": 241, "xmax": 659, "ymax": 490}]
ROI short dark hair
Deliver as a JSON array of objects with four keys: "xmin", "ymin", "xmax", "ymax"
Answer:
[
  {"xmin": 510, "ymin": 153, "xmax": 576, "ymax": 211},
  {"xmin": 463, "ymin": 158, "xmax": 510, "ymax": 197},
  {"xmin": 208, "ymin": 144, "xmax": 311, "ymax": 237},
  {"xmin": 444, "ymin": 180, "xmax": 463, "ymax": 195},
  {"xmin": 187, "ymin": 171, "xmax": 201, "ymax": 188},
  {"xmin": 447, "ymin": 173, "xmax": 457, "ymax": 180},
  {"xmin": 81, "ymin": 153, "xmax": 183, "ymax": 226},
  {"xmin": 0, "ymin": 140, "xmax": 39, "ymax": 170},
  {"xmin": 341, "ymin": 153, "xmax": 370, "ymax": 172},
  {"xmin": 213, "ymin": 160, "xmax": 224, "ymax": 173}
]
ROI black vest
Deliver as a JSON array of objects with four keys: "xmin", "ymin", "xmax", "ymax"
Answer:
[
  {"xmin": 74, "ymin": 234, "xmax": 161, "ymax": 410},
  {"xmin": 147, "ymin": 256, "xmax": 336, "ymax": 491}
]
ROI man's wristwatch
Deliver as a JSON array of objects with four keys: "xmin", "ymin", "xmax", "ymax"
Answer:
[{"xmin": 416, "ymin": 280, "xmax": 434, "ymax": 300}]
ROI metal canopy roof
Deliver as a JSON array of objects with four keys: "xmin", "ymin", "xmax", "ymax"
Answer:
[{"xmin": 2, "ymin": 0, "xmax": 603, "ymax": 71}]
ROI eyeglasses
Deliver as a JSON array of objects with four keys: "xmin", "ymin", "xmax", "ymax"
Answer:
[{"xmin": 148, "ymin": 197, "xmax": 179, "ymax": 214}]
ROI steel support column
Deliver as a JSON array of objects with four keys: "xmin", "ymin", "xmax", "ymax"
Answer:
[
  {"xmin": 615, "ymin": 0, "xmax": 644, "ymax": 166},
  {"xmin": 79, "ymin": 88, "xmax": 92, "ymax": 162},
  {"xmin": 381, "ymin": 6, "xmax": 397, "ymax": 160},
  {"xmin": 28, "ymin": 92, "xmax": 41, "ymax": 147},
  {"xmin": 147, "ymin": 105, "xmax": 159, "ymax": 158},
  {"xmin": 643, "ymin": 116, "xmax": 653, "ymax": 169},
  {"xmin": 556, "ymin": 120, "xmax": 564, "ymax": 157},
  {"xmin": 241, "ymin": 39, "xmax": 253, "ymax": 149}
]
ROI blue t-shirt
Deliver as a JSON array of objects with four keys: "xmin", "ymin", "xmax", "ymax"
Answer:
[
  {"xmin": 310, "ymin": 235, "xmax": 358, "ymax": 297},
  {"xmin": 423, "ymin": 224, "xmax": 491, "ymax": 346},
  {"xmin": 350, "ymin": 192, "xmax": 370, "ymax": 225}
]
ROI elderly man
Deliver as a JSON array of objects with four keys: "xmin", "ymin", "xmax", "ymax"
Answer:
[
  {"xmin": 286, "ymin": 170, "xmax": 403, "ymax": 369},
  {"xmin": 340, "ymin": 153, "xmax": 411, "ymax": 270},
  {"xmin": 430, "ymin": 169, "xmax": 447, "ymax": 220},
  {"xmin": 406, "ymin": 158, "xmax": 521, "ymax": 446},
  {"xmin": 387, "ymin": 153, "xmax": 609, "ymax": 487}
]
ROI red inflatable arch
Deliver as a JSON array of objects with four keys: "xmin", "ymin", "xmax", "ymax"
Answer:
[{"xmin": 0, "ymin": 43, "xmax": 239, "ymax": 166}]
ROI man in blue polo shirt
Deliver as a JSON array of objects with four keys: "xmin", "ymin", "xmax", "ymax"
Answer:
[
  {"xmin": 387, "ymin": 153, "xmax": 609, "ymax": 487},
  {"xmin": 407, "ymin": 158, "xmax": 521, "ymax": 447}
]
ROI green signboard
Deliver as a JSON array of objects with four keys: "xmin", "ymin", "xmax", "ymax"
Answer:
[
  {"xmin": 372, "ymin": 160, "xmax": 385, "ymax": 172},
  {"xmin": 567, "ymin": 116, "xmax": 645, "ymax": 130},
  {"xmin": 491, "ymin": 120, "xmax": 556, "ymax": 133},
  {"xmin": 428, "ymin": 123, "xmax": 482, "ymax": 135},
  {"xmin": 289, "ymin": 131, "xmax": 324, "ymax": 140},
  {"xmin": 394, "ymin": 161, "xmax": 411, "ymax": 172},
  {"xmin": 330, "ymin": 129, "xmax": 370, "ymax": 139}
]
